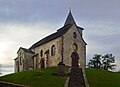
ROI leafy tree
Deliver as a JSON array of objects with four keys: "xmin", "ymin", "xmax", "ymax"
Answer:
[
  {"xmin": 93, "ymin": 54, "xmax": 102, "ymax": 69},
  {"xmin": 88, "ymin": 54, "xmax": 101, "ymax": 69},
  {"xmin": 102, "ymin": 54, "xmax": 116, "ymax": 70},
  {"xmin": 88, "ymin": 54, "xmax": 116, "ymax": 71},
  {"xmin": 88, "ymin": 59, "xmax": 94, "ymax": 68}
]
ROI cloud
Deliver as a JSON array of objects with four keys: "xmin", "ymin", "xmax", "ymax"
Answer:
[
  {"xmin": 1, "ymin": 64, "xmax": 13, "ymax": 68},
  {"xmin": 0, "ymin": 64, "xmax": 14, "ymax": 76},
  {"xmin": 84, "ymin": 21, "xmax": 120, "ymax": 71},
  {"xmin": 0, "ymin": 0, "xmax": 68, "ymax": 23},
  {"xmin": 0, "ymin": 0, "xmax": 119, "ymax": 24},
  {"xmin": 0, "ymin": 23, "xmax": 57, "ymax": 65},
  {"xmin": 0, "ymin": 0, "xmax": 120, "ymax": 74}
]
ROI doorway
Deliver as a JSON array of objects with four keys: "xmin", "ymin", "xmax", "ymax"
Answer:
[{"xmin": 71, "ymin": 51, "xmax": 79, "ymax": 68}]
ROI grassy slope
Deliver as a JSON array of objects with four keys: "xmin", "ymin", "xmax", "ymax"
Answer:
[
  {"xmin": 0, "ymin": 67, "xmax": 68, "ymax": 87},
  {"xmin": 86, "ymin": 68, "xmax": 120, "ymax": 87},
  {"xmin": 0, "ymin": 67, "xmax": 120, "ymax": 87}
]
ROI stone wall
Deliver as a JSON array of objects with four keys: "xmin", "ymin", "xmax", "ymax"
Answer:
[
  {"xmin": 15, "ymin": 49, "xmax": 34, "ymax": 72},
  {"xmin": 31, "ymin": 24, "xmax": 86, "ymax": 69},
  {"xmin": 15, "ymin": 23, "xmax": 86, "ymax": 71},
  {"xmin": 17, "ymin": 49, "xmax": 24, "ymax": 72},
  {"xmin": 24, "ymin": 52, "xmax": 34, "ymax": 70},
  {"xmin": 63, "ymin": 24, "xmax": 86, "ymax": 68},
  {"xmin": 32, "ymin": 37, "xmax": 62, "ymax": 68}
]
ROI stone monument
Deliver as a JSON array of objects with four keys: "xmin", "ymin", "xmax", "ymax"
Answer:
[{"xmin": 57, "ymin": 61, "xmax": 65, "ymax": 76}]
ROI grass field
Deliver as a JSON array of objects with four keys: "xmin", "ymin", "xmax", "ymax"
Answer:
[
  {"xmin": 0, "ymin": 67, "xmax": 68, "ymax": 87},
  {"xmin": 86, "ymin": 68, "xmax": 120, "ymax": 87},
  {"xmin": 0, "ymin": 67, "xmax": 120, "ymax": 87}
]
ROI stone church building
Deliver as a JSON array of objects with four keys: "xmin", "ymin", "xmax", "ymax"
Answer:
[{"xmin": 14, "ymin": 11, "xmax": 87, "ymax": 72}]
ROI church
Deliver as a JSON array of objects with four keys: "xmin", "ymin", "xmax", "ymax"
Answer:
[{"xmin": 14, "ymin": 11, "xmax": 87, "ymax": 72}]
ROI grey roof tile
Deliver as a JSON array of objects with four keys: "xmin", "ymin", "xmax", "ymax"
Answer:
[{"xmin": 29, "ymin": 24, "xmax": 72, "ymax": 49}]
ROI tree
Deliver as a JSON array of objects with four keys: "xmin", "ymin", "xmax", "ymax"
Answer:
[
  {"xmin": 88, "ymin": 54, "xmax": 102, "ymax": 69},
  {"xmin": 93, "ymin": 54, "xmax": 102, "ymax": 69},
  {"xmin": 88, "ymin": 54, "xmax": 116, "ymax": 71},
  {"xmin": 88, "ymin": 59, "xmax": 94, "ymax": 68},
  {"xmin": 102, "ymin": 54, "xmax": 116, "ymax": 70}
]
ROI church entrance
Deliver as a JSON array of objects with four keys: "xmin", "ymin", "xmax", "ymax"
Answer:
[
  {"xmin": 71, "ymin": 51, "xmax": 79, "ymax": 68},
  {"xmin": 68, "ymin": 51, "xmax": 86, "ymax": 87},
  {"xmin": 40, "ymin": 58, "xmax": 45, "ymax": 68}
]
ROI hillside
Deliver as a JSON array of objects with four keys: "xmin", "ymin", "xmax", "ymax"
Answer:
[
  {"xmin": 0, "ymin": 67, "xmax": 68, "ymax": 87},
  {"xmin": 0, "ymin": 67, "xmax": 120, "ymax": 87},
  {"xmin": 86, "ymin": 68, "xmax": 120, "ymax": 87}
]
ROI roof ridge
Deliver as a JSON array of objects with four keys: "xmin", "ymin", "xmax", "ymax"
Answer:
[{"xmin": 29, "ymin": 24, "xmax": 72, "ymax": 49}]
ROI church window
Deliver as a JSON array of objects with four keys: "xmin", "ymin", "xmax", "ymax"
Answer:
[
  {"xmin": 40, "ymin": 50, "xmax": 43, "ymax": 57},
  {"xmin": 73, "ymin": 43, "xmax": 78, "ymax": 50},
  {"xmin": 51, "ymin": 45, "xmax": 56, "ymax": 56},
  {"xmin": 19, "ymin": 53, "xmax": 22, "ymax": 65},
  {"xmin": 73, "ymin": 32, "xmax": 77, "ymax": 38},
  {"xmin": 20, "ymin": 57, "xmax": 22, "ymax": 65}
]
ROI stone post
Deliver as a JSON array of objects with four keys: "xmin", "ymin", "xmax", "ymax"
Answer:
[{"xmin": 57, "ymin": 61, "xmax": 65, "ymax": 76}]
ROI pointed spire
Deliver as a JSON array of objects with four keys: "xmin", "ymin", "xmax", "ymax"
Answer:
[{"xmin": 64, "ymin": 10, "xmax": 76, "ymax": 26}]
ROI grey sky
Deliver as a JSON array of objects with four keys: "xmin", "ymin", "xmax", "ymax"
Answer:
[{"xmin": 0, "ymin": 0, "xmax": 120, "ymax": 75}]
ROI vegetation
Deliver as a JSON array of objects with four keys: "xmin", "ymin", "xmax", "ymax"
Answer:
[
  {"xmin": 0, "ymin": 67, "xmax": 68, "ymax": 87},
  {"xmin": 86, "ymin": 68, "xmax": 120, "ymax": 87},
  {"xmin": 1, "ymin": 67, "xmax": 120, "ymax": 87},
  {"xmin": 88, "ymin": 54, "xmax": 116, "ymax": 70}
]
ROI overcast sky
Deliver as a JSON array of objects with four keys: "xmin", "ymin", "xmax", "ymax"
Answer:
[{"xmin": 0, "ymin": 0, "xmax": 120, "ymax": 75}]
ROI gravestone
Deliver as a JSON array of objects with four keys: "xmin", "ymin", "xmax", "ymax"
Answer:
[
  {"xmin": 68, "ymin": 51, "xmax": 86, "ymax": 87},
  {"xmin": 57, "ymin": 61, "xmax": 65, "ymax": 76}
]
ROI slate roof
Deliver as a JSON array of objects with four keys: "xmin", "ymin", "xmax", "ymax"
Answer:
[
  {"xmin": 17, "ymin": 47, "xmax": 34, "ymax": 54},
  {"xmin": 64, "ymin": 11, "xmax": 76, "ymax": 26},
  {"xmin": 30, "ymin": 24, "xmax": 72, "ymax": 49},
  {"xmin": 29, "ymin": 11, "xmax": 87, "ymax": 49},
  {"xmin": 14, "ymin": 57, "xmax": 18, "ymax": 60}
]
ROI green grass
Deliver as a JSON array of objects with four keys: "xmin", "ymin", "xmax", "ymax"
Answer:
[
  {"xmin": 1, "ymin": 67, "xmax": 120, "ymax": 87},
  {"xmin": 86, "ymin": 68, "xmax": 120, "ymax": 87},
  {"xmin": 0, "ymin": 67, "xmax": 68, "ymax": 87}
]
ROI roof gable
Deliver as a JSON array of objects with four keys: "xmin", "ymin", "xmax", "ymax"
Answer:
[
  {"xmin": 29, "ymin": 24, "xmax": 72, "ymax": 49},
  {"xmin": 17, "ymin": 47, "xmax": 34, "ymax": 54},
  {"xmin": 29, "ymin": 11, "xmax": 87, "ymax": 49}
]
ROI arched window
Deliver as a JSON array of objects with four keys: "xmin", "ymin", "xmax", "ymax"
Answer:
[
  {"xmin": 19, "ymin": 53, "xmax": 22, "ymax": 65},
  {"xmin": 40, "ymin": 50, "xmax": 43, "ymax": 57},
  {"xmin": 51, "ymin": 45, "xmax": 56, "ymax": 56},
  {"xmin": 73, "ymin": 32, "xmax": 77, "ymax": 38},
  {"xmin": 20, "ymin": 57, "xmax": 22, "ymax": 65},
  {"xmin": 73, "ymin": 43, "xmax": 78, "ymax": 51}
]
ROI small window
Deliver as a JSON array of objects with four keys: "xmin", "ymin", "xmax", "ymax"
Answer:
[
  {"xmin": 73, "ymin": 32, "xmax": 77, "ymax": 38},
  {"xmin": 40, "ymin": 50, "xmax": 43, "ymax": 57},
  {"xmin": 73, "ymin": 43, "xmax": 78, "ymax": 50},
  {"xmin": 51, "ymin": 45, "xmax": 56, "ymax": 56}
]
